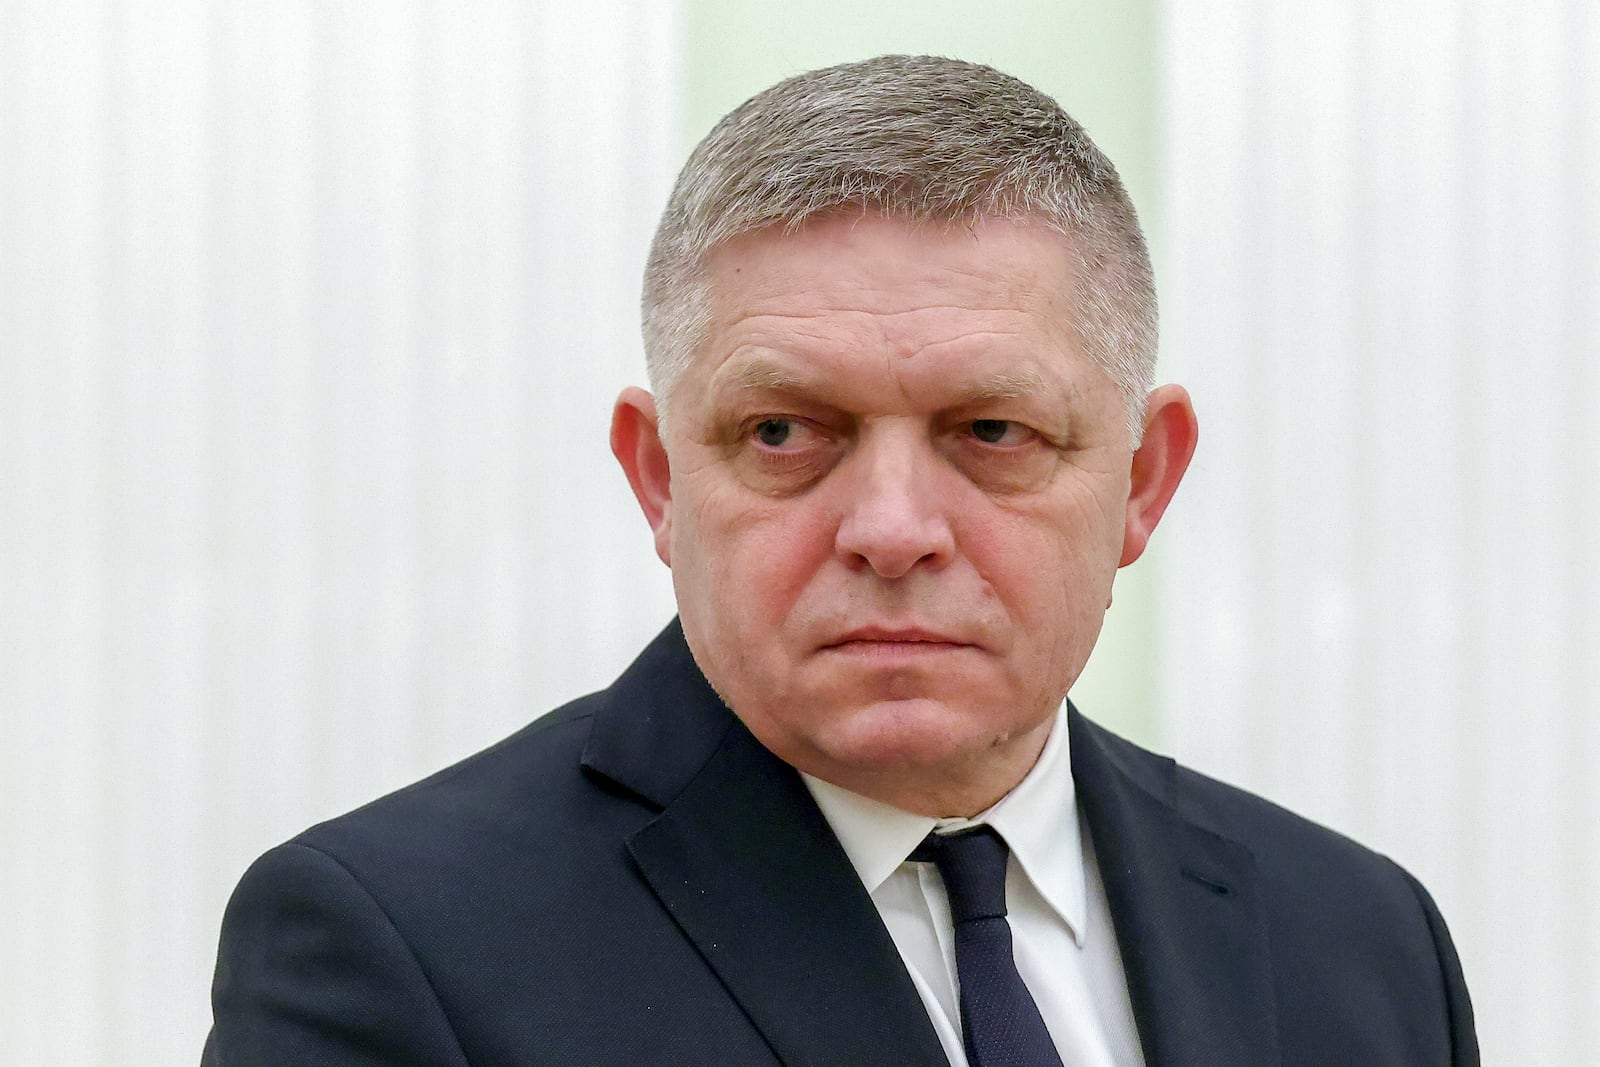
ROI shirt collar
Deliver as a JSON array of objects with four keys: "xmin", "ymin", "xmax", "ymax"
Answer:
[{"xmin": 802, "ymin": 702, "xmax": 1088, "ymax": 946}]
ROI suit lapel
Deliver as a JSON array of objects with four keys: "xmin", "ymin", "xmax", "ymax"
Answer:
[
  {"xmin": 1070, "ymin": 709, "xmax": 1281, "ymax": 1066},
  {"xmin": 585, "ymin": 626, "xmax": 1281, "ymax": 1065},
  {"xmin": 583, "ymin": 622, "xmax": 947, "ymax": 1067}
]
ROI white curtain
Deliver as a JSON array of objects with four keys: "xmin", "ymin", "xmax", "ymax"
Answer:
[
  {"xmin": 1159, "ymin": 1, "xmax": 1597, "ymax": 1062},
  {"xmin": 0, "ymin": 3, "xmax": 681, "ymax": 1064}
]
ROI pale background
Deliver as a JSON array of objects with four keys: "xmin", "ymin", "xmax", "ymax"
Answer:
[{"xmin": 1, "ymin": 1, "xmax": 1594, "ymax": 1063}]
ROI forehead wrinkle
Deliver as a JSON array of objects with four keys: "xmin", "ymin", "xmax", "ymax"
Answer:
[
  {"xmin": 708, "ymin": 308, "xmax": 890, "ymax": 360},
  {"xmin": 711, "ymin": 349, "xmax": 1058, "ymax": 416},
  {"xmin": 727, "ymin": 297, "xmax": 1041, "ymax": 321}
]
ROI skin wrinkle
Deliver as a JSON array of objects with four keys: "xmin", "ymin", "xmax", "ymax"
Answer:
[
  {"xmin": 705, "ymin": 401, "xmax": 1083, "ymax": 492},
  {"xmin": 710, "ymin": 308, "xmax": 1068, "ymax": 388},
  {"xmin": 684, "ymin": 264, "xmax": 1110, "ymax": 428},
  {"xmin": 704, "ymin": 362, "xmax": 1088, "ymax": 466},
  {"xmin": 709, "ymin": 357, "xmax": 1051, "ymax": 424}
]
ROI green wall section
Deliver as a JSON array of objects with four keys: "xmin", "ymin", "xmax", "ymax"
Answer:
[{"xmin": 677, "ymin": 0, "xmax": 1165, "ymax": 746}]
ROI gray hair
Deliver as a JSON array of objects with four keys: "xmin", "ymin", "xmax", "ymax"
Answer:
[{"xmin": 641, "ymin": 54, "xmax": 1157, "ymax": 443}]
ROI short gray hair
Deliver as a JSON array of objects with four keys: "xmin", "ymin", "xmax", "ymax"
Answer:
[{"xmin": 641, "ymin": 54, "xmax": 1157, "ymax": 442}]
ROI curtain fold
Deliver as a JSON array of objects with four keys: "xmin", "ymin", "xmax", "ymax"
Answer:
[
  {"xmin": 0, "ymin": 4, "xmax": 681, "ymax": 1063},
  {"xmin": 1159, "ymin": 2, "xmax": 1598, "ymax": 1062}
]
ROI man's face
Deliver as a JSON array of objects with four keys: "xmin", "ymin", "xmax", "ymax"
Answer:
[{"xmin": 614, "ymin": 213, "xmax": 1193, "ymax": 815}]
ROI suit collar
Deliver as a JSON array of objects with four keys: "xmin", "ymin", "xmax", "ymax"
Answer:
[
  {"xmin": 579, "ymin": 618, "xmax": 732, "ymax": 810},
  {"xmin": 583, "ymin": 620, "xmax": 948, "ymax": 1066},
  {"xmin": 1070, "ymin": 706, "xmax": 1282, "ymax": 1066}
]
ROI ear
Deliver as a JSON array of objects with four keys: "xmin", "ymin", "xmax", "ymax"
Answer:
[
  {"xmin": 610, "ymin": 386, "xmax": 674, "ymax": 567},
  {"xmin": 1119, "ymin": 383, "xmax": 1198, "ymax": 568}
]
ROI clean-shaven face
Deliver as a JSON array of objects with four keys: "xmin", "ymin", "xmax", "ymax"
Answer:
[{"xmin": 620, "ymin": 212, "xmax": 1187, "ymax": 816}]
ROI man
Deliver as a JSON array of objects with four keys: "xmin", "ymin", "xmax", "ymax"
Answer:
[{"xmin": 204, "ymin": 56, "xmax": 1477, "ymax": 1065}]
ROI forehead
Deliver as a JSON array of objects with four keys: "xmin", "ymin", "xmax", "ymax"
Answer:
[
  {"xmin": 690, "ymin": 213, "xmax": 1097, "ymax": 406},
  {"xmin": 705, "ymin": 213, "xmax": 1076, "ymax": 323}
]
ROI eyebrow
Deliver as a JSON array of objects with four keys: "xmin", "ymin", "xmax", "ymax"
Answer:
[
  {"xmin": 721, "ymin": 359, "xmax": 810, "ymax": 394},
  {"xmin": 961, "ymin": 369, "xmax": 1049, "ymax": 401},
  {"xmin": 716, "ymin": 357, "xmax": 1051, "ymax": 406}
]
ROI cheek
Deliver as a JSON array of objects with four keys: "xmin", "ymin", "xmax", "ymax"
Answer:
[
  {"xmin": 680, "ymin": 487, "xmax": 837, "ymax": 630},
  {"xmin": 965, "ymin": 500, "xmax": 1121, "ymax": 634}
]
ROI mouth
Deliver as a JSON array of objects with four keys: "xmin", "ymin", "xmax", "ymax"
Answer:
[{"xmin": 821, "ymin": 627, "xmax": 976, "ymax": 653}]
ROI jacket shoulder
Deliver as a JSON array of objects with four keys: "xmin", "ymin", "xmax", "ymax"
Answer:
[
  {"xmin": 1084, "ymin": 715, "xmax": 1410, "ymax": 884},
  {"xmin": 289, "ymin": 690, "xmax": 622, "ymax": 875},
  {"xmin": 1079, "ymin": 716, "xmax": 1477, "ymax": 1063}
]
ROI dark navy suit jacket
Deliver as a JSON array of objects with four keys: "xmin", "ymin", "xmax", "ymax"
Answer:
[{"xmin": 203, "ymin": 620, "xmax": 1478, "ymax": 1065}]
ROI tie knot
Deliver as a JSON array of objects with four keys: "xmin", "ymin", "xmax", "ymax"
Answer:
[{"xmin": 911, "ymin": 825, "xmax": 1010, "ymax": 923}]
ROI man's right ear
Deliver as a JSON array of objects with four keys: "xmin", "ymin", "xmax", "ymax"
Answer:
[{"xmin": 610, "ymin": 387, "xmax": 674, "ymax": 567}]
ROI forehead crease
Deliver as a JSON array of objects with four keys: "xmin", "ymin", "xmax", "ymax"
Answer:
[
  {"xmin": 729, "ymin": 296, "xmax": 1042, "ymax": 320},
  {"xmin": 712, "ymin": 350, "xmax": 1057, "ymax": 408}
]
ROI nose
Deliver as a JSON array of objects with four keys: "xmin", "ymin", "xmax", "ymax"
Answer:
[{"xmin": 833, "ymin": 428, "xmax": 956, "ymax": 578}]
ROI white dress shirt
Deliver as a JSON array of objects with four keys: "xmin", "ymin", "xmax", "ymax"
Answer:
[{"xmin": 803, "ymin": 704, "xmax": 1146, "ymax": 1067}]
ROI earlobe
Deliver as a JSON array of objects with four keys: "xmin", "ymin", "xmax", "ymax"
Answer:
[
  {"xmin": 1119, "ymin": 384, "xmax": 1199, "ymax": 568},
  {"xmin": 610, "ymin": 387, "xmax": 674, "ymax": 566}
]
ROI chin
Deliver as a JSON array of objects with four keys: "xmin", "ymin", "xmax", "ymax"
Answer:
[{"xmin": 798, "ymin": 696, "xmax": 1008, "ymax": 775}]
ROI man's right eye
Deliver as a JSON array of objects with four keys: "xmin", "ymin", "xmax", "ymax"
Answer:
[{"xmin": 754, "ymin": 418, "xmax": 794, "ymax": 447}]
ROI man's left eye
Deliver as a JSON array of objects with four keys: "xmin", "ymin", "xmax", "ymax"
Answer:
[
  {"xmin": 969, "ymin": 419, "xmax": 1029, "ymax": 446},
  {"xmin": 754, "ymin": 418, "xmax": 793, "ymax": 447}
]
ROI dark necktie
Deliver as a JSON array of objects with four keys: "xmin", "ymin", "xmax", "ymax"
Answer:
[{"xmin": 913, "ymin": 826, "xmax": 1066, "ymax": 1067}]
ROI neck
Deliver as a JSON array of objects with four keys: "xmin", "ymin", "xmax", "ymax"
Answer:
[{"xmin": 810, "ymin": 716, "xmax": 1056, "ymax": 819}]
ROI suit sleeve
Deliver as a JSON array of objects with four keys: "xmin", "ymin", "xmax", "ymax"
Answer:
[
  {"xmin": 202, "ymin": 841, "xmax": 471, "ymax": 1067},
  {"xmin": 1399, "ymin": 867, "xmax": 1480, "ymax": 1067}
]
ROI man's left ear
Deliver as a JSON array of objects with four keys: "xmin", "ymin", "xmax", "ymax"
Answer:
[{"xmin": 1119, "ymin": 383, "xmax": 1199, "ymax": 567}]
